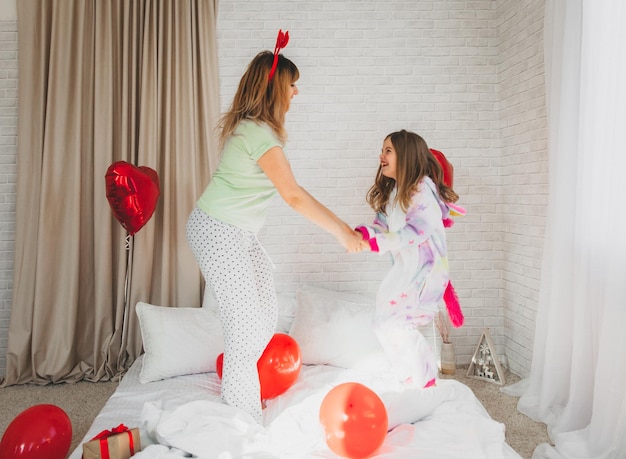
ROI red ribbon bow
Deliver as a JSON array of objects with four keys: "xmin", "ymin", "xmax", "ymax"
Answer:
[
  {"xmin": 86, "ymin": 424, "xmax": 135, "ymax": 459},
  {"xmin": 268, "ymin": 29, "xmax": 290, "ymax": 82}
]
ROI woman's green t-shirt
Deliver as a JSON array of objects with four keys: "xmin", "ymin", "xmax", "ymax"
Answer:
[{"xmin": 197, "ymin": 120, "xmax": 283, "ymax": 234}]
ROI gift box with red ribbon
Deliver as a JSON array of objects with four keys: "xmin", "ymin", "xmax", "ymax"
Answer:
[{"xmin": 82, "ymin": 424, "xmax": 141, "ymax": 459}]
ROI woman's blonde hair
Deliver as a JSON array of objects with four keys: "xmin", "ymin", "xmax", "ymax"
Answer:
[
  {"xmin": 366, "ymin": 130, "xmax": 459, "ymax": 214},
  {"xmin": 217, "ymin": 51, "xmax": 299, "ymax": 148}
]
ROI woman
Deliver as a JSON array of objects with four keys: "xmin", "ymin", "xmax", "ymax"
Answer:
[{"xmin": 186, "ymin": 31, "xmax": 362, "ymax": 423}]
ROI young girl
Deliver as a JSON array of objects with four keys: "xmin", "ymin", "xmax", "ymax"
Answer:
[
  {"xmin": 186, "ymin": 31, "xmax": 362, "ymax": 424},
  {"xmin": 356, "ymin": 130, "xmax": 463, "ymax": 389}
]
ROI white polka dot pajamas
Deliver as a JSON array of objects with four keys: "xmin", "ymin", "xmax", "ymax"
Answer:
[{"xmin": 186, "ymin": 207, "xmax": 277, "ymax": 423}]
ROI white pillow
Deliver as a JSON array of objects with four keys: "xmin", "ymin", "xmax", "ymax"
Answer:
[
  {"xmin": 276, "ymin": 293, "xmax": 297, "ymax": 333},
  {"xmin": 288, "ymin": 286, "xmax": 382, "ymax": 368},
  {"xmin": 136, "ymin": 302, "xmax": 224, "ymax": 384}
]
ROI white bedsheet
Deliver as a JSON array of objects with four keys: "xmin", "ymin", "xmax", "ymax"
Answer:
[{"xmin": 70, "ymin": 356, "xmax": 521, "ymax": 459}]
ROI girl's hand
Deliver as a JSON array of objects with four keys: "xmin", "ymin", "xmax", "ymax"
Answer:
[{"xmin": 338, "ymin": 229, "xmax": 365, "ymax": 253}]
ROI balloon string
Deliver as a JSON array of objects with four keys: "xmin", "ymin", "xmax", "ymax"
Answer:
[
  {"xmin": 124, "ymin": 235, "xmax": 132, "ymax": 311},
  {"xmin": 120, "ymin": 234, "xmax": 133, "ymax": 364}
]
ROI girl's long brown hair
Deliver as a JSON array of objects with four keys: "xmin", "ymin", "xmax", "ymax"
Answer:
[
  {"xmin": 217, "ymin": 51, "xmax": 300, "ymax": 148},
  {"xmin": 366, "ymin": 130, "xmax": 459, "ymax": 214}
]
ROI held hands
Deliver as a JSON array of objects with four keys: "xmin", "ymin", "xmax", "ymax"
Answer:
[
  {"xmin": 337, "ymin": 228, "xmax": 366, "ymax": 253},
  {"xmin": 359, "ymin": 238, "xmax": 371, "ymax": 251},
  {"xmin": 337, "ymin": 228, "xmax": 371, "ymax": 253}
]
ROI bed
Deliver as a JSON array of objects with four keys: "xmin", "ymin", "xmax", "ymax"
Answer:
[{"xmin": 69, "ymin": 286, "xmax": 521, "ymax": 459}]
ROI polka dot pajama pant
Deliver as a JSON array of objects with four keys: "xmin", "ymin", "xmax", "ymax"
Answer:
[{"xmin": 186, "ymin": 207, "xmax": 277, "ymax": 424}]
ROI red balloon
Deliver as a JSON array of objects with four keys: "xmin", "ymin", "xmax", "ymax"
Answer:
[
  {"xmin": 216, "ymin": 333, "xmax": 301, "ymax": 400},
  {"xmin": 257, "ymin": 333, "xmax": 302, "ymax": 399},
  {"xmin": 430, "ymin": 148, "xmax": 454, "ymax": 188},
  {"xmin": 105, "ymin": 161, "xmax": 160, "ymax": 236},
  {"xmin": 0, "ymin": 404, "xmax": 72, "ymax": 459},
  {"xmin": 319, "ymin": 382, "xmax": 388, "ymax": 459}
]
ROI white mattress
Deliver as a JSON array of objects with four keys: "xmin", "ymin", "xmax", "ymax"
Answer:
[{"xmin": 70, "ymin": 356, "xmax": 522, "ymax": 459}]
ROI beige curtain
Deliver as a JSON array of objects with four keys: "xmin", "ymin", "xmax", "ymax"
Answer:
[{"xmin": 4, "ymin": 0, "xmax": 220, "ymax": 385}]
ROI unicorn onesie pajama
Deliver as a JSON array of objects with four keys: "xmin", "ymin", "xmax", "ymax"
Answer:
[{"xmin": 357, "ymin": 176, "xmax": 461, "ymax": 388}]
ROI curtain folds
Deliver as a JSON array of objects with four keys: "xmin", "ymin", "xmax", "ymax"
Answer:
[
  {"xmin": 503, "ymin": 1, "xmax": 626, "ymax": 457},
  {"xmin": 4, "ymin": 0, "xmax": 220, "ymax": 385}
]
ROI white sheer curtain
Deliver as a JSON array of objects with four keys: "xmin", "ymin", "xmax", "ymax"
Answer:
[{"xmin": 503, "ymin": 1, "xmax": 626, "ymax": 458}]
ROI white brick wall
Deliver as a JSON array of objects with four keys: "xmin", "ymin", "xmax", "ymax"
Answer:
[
  {"xmin": 0, "ymin": 0, "xmax": 547, "ymax": 379},
  {"xmin": 0, "ymin": 20, "xmax": 17, "ymax": 377},
  {"xmin": 494, "ymin": 0, "xmax": 547, "ymax": 376},
  {"xmin": 216, "ymin": 0, "xmax": 547, "ymax": 377}
]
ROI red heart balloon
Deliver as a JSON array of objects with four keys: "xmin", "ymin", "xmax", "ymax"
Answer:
[{"xmin": 105, "ymin": 161, "xmax": 160, "ymax": 236}]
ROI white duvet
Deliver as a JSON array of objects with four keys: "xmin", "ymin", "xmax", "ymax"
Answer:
[{"xmin": 70, "ymin": 356, "xmax": 521, "ymax": 459}]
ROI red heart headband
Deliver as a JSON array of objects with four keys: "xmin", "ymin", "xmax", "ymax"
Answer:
[{"xmin": 268, "ymin": 29, "xmax": 289, "ymax": 82}]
